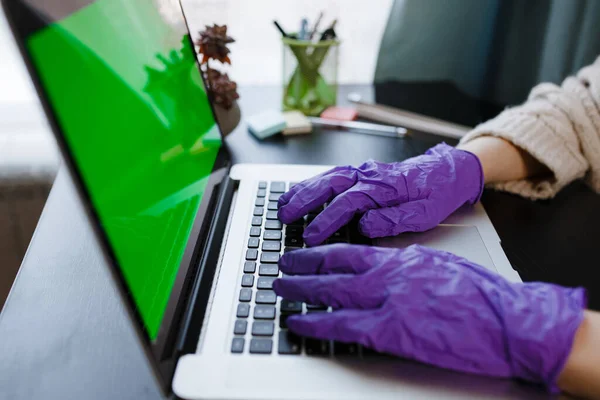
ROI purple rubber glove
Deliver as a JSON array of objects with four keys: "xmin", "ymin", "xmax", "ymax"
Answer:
[
  {"xmin": 277, "ymin": 143, "xmax": 484, "ymax": 246},
  {"xmin": 273, "ymin": 244, "xmax": 586, "ymax": 392}
]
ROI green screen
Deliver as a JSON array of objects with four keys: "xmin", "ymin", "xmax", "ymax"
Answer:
[{"xmin": 26, "ymin": 0, "xmax": 221, "ymax": 339}]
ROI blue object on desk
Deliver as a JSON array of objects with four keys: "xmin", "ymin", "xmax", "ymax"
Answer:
[{"xmin": 246, "ymin": 110, "xmax": 286, "ymax": 139}]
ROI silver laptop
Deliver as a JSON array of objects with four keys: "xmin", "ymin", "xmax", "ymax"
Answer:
[{"xmin": 3, "ymin": 0, "xmax": 545, "ymax": 399}]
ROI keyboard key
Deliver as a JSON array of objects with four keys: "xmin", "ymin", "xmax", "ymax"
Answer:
[
  {"xmin": 249, "ymin": 338, "xmax": 272, "ymax": 354},
  {"xmin": 243, "ymin": 261, "xmax": 256, "ymax": 273},
  {"xmin": 255, "ymin": 197, "xmax": 265, "ymax": 207},
  {"xmin": 278, "ymin": 331, "xmax": 302, "ymax": 355},
  {"xmin": 263, "ymin": 230, "xmax": 282, "ymax": 240},
  {"xmin": 284, "ymin": 247, "xmax": 302, "ymax": 253},
  {"xmin": 286, "ymin": 225, "xmax": 304, "ymax": 235},
  {"xmin": 258, "ymin": 181, "xmax": 267, "ymax": 189},
  {"xmin": 257, "ymin": 189, "xmax": 266, "ymax": 198},
  {"xmin": 281, "ymin": 299, "xmax": 303, "ymax": 313},
  {"xmin": 257, "ymin": 276, "xmax": 276, "ymax": 290},
  {"xmin": 248, "ymin": 238, "xmax": 259, "ymax": 248},
  {"xmin": 288, "ymin": 218, "xmax": 304, "ymax": 227},
  {"xmin": 280, "ymin": 314, "xmax": 290, "ymax": 329},
  {"xmin": 236, "ymin": 303, "xmax": 250, "ymax": 318},
  {"xmin": 265, "ymin": 220, "xmax": 282, "ymax": 230},
  {"xmin": 266, "ymin": 210, "xmax": 279, "ymax": 220},
  {"xmin": 239, "ymin": 288, "xmax": 252, "ymax": 302},
  {"xmin": 309, "ymin": 205, "xmax": 325, "ymax": 214},
  {"xmin": 231, "ymin": 337, "xmax": 245, "ymax": 353},
  {"xmin": 249, "ymin": 227, "xmax": 261, "ymax": 237},
  {"xmin": 246, "ymin": 249, "xmax": 258, "ymax": 261},
  {"xmin": 241, "ymin": 274, "xmax": 254, "ymax": 287},
  {"xmin": 251, "ymin": 216, "xmax": 262, "ymax": 226},
  {"xmin": 252, "ymin": 321, "xmax": 275, "ymax": 336},
  {"xmin": 253, "ymin": 207, "xmax": 264, "ymax": 216},
  {"xmin": 305, "ymin": 339, "xmax": 330, "ymax": 356},
  {"xmin": 270, "ymin": 182, "xmax": 286, "ymax": 193},
  {"xmin": 234, "ymin": 319, "xmax": 248, "ymax": 335},
  {"xmin": 333, "ymin": 342, "xmax": 359, "ymax": 356},
  {"xmin": 262, "ymin": 241, "xmax": 281, "ymax": 252},
  {"xmin": 253, "ymin": 305, "xmax": 276, "ymax": 320},
  {"xmin": 267, "ymin": 201, "xmax": 279, "ymax": 211},
  {"xmin": 285, "ymin": 236, "xmax": 303, "ymax": 247},
  {"xmin": 362, "ymin": 346, "xmax": 386, "ymax": 358},
  {"xmin": 260, "ymin": 252, "xmax": 280, "ymax": 263},
  {"xmin": 259, "ymin": 264, "xmax": 279, "ymax": 276},
  {"xmin": 306, "ymin": 304, "xmax": 328, "ymax": 312},
  {"xmin": 255, "ymin": 290, "xmax": 277, "ymax": 304},
  {"xmin": 269, "ymin": 193, "xmax": 282, "ymax": 202},
  {"xmin": 331, "ymin": 229, "xmax": 347, "ymax": 239}
]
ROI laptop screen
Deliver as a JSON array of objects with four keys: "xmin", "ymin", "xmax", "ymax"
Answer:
[{"xmin": 22, "ymin": 0, "xmax": 222, "ymax": 340}]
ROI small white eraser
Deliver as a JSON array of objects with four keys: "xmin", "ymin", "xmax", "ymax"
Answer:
[
  {"xmin": 246, "ymin": 110, "xmax": 286, "ymax": 139},
  {"xmin": 282, "ymin": 111, "xmax": 312, "ymax": 135}
]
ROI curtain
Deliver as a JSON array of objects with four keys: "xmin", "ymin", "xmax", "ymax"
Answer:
[{"xmin": 375, "ymin": 0, "xmax": 600, "ymax": 107}]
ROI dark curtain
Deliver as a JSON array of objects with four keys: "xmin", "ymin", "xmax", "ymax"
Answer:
[{"xmin": 374, "ymin": 0, "xmax": 600, "ymax": 125}]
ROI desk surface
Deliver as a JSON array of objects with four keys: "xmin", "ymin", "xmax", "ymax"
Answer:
[{"xmin": 2, "ymin": 84, "xmax": 600, "ymax": 400}]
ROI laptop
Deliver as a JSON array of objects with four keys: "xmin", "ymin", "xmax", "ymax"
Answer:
[{"xmin": 3, "ymin": 1, "xmax": 544, "ymax": 399}]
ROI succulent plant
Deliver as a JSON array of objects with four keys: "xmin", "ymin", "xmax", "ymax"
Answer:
[
  {"xmin": 197, "ymin": 24, "xmax": 239, "ymax": 110},
  {"xmin": 206, "ymin": 68, "xmax": 239, "ymax": 109},
  {"xmin": 197, "ymin": 24, "xmax": 235, "ymax": 64}
]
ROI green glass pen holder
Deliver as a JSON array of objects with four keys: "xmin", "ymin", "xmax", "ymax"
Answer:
[{"xmin": 282, "ymin": 37, "xmax": 340, "ymax": 116}]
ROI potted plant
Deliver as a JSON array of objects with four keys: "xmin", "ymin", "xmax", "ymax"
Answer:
[{"xmin": 196, "ymin": 24, "xmax": 241, "ymax": 136}]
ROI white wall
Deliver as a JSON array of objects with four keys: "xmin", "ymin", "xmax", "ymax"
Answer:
[{"xmin": 182, "ymin": 0, "xmax": 393, "ymax": 85}]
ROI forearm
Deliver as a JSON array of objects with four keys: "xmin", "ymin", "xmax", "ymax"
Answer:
[
  {"xmin": 558, "ymin": 310, "xmax": 600, "ymax": 399},
  {"xmin": 458, "ymin": 136, "xmax": 550, "ymax": 184}
]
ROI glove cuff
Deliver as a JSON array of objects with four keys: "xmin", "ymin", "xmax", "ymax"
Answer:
[
  {"xmin": 426, "ymin": 143, "xmax": 485, "ymax": 205},
  {"xmin": 507, "ymin": 285, "xmax": 587, "ymax": 393},
  {"xmin": 454, "ymin": 147, "xmax": 485, "ymax": 204},
  {"xmin": 545, "ymin": 287, "xmax": 587, "ymax": 394}
]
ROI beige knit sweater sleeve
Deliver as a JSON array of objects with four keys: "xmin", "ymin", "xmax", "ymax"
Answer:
[{"xmin": 459, "ymin": 56, "xmax": 600, "ymax": 199}]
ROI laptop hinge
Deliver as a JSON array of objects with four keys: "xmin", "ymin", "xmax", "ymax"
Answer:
[{"xmin": 174, "ymin": 174, "xmax": 238, "ymax": 356}]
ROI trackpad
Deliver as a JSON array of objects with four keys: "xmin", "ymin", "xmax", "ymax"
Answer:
[{"xmin": 374, "ymin": 225, "xmax": 497, "ymax": 272}]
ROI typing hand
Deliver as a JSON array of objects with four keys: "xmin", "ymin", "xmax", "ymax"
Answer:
[
  {"xmin": 273, "ymin": 244, "xmax": 585, "ymax": 392},
  {"xmin": 277, "ymin": 143, "xmax": 484, "ymax": 246}
]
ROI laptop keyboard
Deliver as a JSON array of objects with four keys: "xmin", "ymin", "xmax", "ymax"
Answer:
[{"xmin": 231, "ymin": 181, "xmax": 372, "ymax": 357}]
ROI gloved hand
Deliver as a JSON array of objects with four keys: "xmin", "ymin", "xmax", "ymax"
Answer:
[
  {"xmin": 272, "ymin": 244, "xmax": 586, "ymax": 392},
  {"xmin": 277, "ymin": 143, "xmax": 484, "ymax": 246}
]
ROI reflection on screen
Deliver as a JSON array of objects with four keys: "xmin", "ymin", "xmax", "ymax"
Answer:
[{"xmin": 26, "ymin": 0, "xmax": 221, "ymax": 339}]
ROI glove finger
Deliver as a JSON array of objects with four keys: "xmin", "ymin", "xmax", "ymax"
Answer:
[
  {"xmin": 277, "ymin": 167, "xmax": 343, "ymax": 208},
  {"xmin": 278, "ymin": 244, "xmax": 381, "ymax": 275},
  {"xmin": 358, "ymin": 199, "xmax": 440, "ymax": 238},
  {"xmin": 285, "ymin": 309, "xmax": 381, "ymax": 346},
  {"xmin": 277, "ymin": 166, "xmax": 357, "ymax": 223},
  {"xmin": 273, "ymin": 274, "xmax": 386, "ymax": 309},
  {"xmin": 303, "ymin": 187, "xmax": 377, "ymax": 246}
]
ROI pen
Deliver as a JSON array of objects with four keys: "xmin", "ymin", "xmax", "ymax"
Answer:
[
  {"xmin": 273, "ymin": 20, "xmax": 297, "ymax": 39},
  {"xmin": 319, "ymin": 19, "xmax": 337, "ymax": 41},
  {"xmin": 309, "ymin": 12, "xmax": 323, "ymax": 40},
  {"xmin": 308, "ymin": 117, "xmax": 408, "ymax": 138},
  {"xmin": 299, "ymin": 18, "xmax": 308, "ymax": 40}
]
